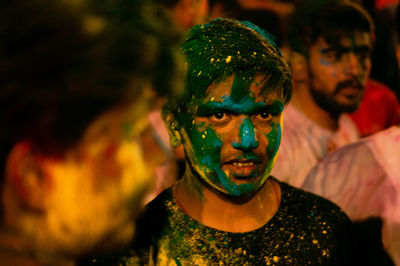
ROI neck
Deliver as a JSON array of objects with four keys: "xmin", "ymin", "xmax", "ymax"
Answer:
[
  {"xmin": 291, "ymin": 82, "xmax": 339, "ymax": 131},
  {"xmin": 173, "ymin": 162, "xmax": 281, "ymax": 233}
]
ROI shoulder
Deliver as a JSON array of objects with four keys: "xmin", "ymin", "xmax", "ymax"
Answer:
[
  {"xmin": 272, "ymin": 179, "xmax": 357, "ymax": 263},
  {"xmin": 278, "ymin": 179, "xmax": 350, "ymax": 225},
  {"xmin": 133, "ymin": 187, "xmax": 174, "ymax": 248},
  {"xmin": 366, "ymin": 79, "xmax": 397, "ymax": 98}
]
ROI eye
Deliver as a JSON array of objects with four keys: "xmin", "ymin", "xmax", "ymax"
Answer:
[
  {"xmin": 325, "ymin": 51, "xmax": 342, "ymax": 62},
  {"xmin": 210, "ymin": 112, "xmax": 230, "ymax": 123},
  {"xmin": 255, "ymin": 111, "xmax": 273, "ymax": 122},
  {"xmin": 357, "ymin": 50, "xmax": 370, "ymax": 62}
]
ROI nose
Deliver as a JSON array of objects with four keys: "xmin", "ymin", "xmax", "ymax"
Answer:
[
  {"xmin": 232, "ymin": 118, "xmax": 259, "ymax": 151},
  {"xmin": 343, "ymin": 52, "xmax": 361, "ymax": 77}
]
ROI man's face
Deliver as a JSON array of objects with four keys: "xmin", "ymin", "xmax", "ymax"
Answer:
[
  {"xmin": 178, "ymin": 74, "xmax": 283, "ymax": 196},
  {"xmin": 308, "ymin": 30, "xmax": 372, "ymax": 114}
]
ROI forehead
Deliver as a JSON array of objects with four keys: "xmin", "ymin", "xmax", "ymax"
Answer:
[
  {"xmin": 201, "ymin": 74, "xmax": 277, "ymax": 102},
  {"xmin": 314, "ymin": 30, "xmax": 372, "ymax": 50}
]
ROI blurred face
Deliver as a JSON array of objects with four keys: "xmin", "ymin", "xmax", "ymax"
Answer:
[
  {"xmin": 26, "ymin": 98, "xmax": 157, "ymax": 254},
  {"xmin": 308, "ymin": 30, "xmax": 372, "ymax": 114},
  {"xmin": 178, "ymin": 75, "xmax": 283, "ymax": 196}
]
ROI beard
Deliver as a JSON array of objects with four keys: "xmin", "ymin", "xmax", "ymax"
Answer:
[{"xmin": 310, "ymin": 78, "xmax": 364, "ymax": 117}]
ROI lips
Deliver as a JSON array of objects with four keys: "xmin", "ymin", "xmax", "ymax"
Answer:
[
  {"xmin": 231, "ymin": 161, "xmax": 256, "ymax": 167},
  {"xmin": 335, "ymin": 80, "xmax": 363, "ymax": 96},
  {"xmin": 338, "ymin": 86, "xmax": 364, "ymax": 100},
  {"xmin": 222, "ymin": 159, "xmax": 261, "ymax": 178}
]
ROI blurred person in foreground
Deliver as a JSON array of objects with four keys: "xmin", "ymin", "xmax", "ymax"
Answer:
[
  {"xmin": 88, "ymin": 18, "xmax": 358, "ymax": 265},
  {"xmin": 272, "ymin": 0, "xmax": 374, "ymax": 187},
  {"xmin": 141, "ymin": 0, "xmax": 211, "ymax": 204},
  {"xmin": 0, "ymin": 0, "xmax": 182, "ymax": 264}
]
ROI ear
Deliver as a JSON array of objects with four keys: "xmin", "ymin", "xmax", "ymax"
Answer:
[
  {"xmin": 5, "ymin": 141, "xmax": 53, "ymax": 211},
  {"xmin": 161, "ymin": 107, "xmax": 182, "ymax": 148},
  {"xmin": 289, "ymin": 51, "xmax": 309, "ymax": 87}
]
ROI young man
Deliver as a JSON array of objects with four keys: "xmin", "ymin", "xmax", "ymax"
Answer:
[
  {"xmin": 92, "ymin": 18, "xmax": 357, "ymax": 265},
  {"xmin": 271, "ymin": 0, "xmax": 374, "ymax": 187},
  {"xmin": 301, "ymin": 5, "xmax": 400, "ymax": 264},
  {"xmin": 0, "ymin": 0, "xmax": 182, "ymax": 264}
]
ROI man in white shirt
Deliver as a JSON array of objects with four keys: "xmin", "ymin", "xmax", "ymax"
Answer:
[
  {"xmin": 303, "ymin": 126, "xmax": 400, "ymax": 265},
  {"xmin": 272, "ymin": 0, "xmax": 373, "ymax": 187}
]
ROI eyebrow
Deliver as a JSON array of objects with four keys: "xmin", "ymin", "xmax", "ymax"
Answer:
[
  {"xmin": 196, "ymin": 100, "xmax": 283, "ymax": 116},
  {"xmin": 320, "ymin": 45, "xmax": 371, "ymax": 54}
]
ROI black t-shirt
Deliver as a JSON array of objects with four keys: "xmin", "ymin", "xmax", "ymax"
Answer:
[{"xmin": 83, "ymin": 177, "xmax": 357, "ymax": 265}]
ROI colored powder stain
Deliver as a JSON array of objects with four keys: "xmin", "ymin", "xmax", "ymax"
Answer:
[
  {"xmin": 233, "ymin": 119, "xmax": 258, "ymax": 150},
  {"xmin": 214, "ymin": 167, "xmax": 256, "ymax": 196},
  {"xmin": 190, "ymin": 126, "xmax": 224, "ymax": 187},
  {"xmin": 203, "ymin": 98, "xmax": 266, "ymax": 115},
  {"xmin": 175, "ymin": 258, "xmax": 182, "ymax": 266},
  {"xmin": 319, "ymin": 57, "xmax": 331, "ymax": 66},
  {"xmin": 230, "ymin": 73, "xmax": 253, "ymax": 101},
  {"xmin": 262, "ymin": 123, "xmax": 281, "ymax": 179},
  {"xmin": 189, "ymin": 108, "xmax": 269, "ymax": 195},
  {"xmin": 270, "ymin": 124, "xmax": 281, "ymax": 159},
  {"xmin": 179, "ymin": 80, "xmax": 278, "ymax": 195}
]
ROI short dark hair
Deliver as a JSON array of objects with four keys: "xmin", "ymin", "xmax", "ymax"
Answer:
[
  {"xmin": 289, "ymin": 0, "xmax": 374, "ymax": 56},
  {"xmin": 0, "ymin": 0, "xmax": 182, "ymax": 174},
  {"xmin": 166, "ymin": 18, "xmax": 292, "ymax": 115}
]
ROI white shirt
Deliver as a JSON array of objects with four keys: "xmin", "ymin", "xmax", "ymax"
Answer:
[
  {"xmin": 272, "ymin": 104, "xmax": 360, "ymax": 187},
  {"xmin": 303, "ymin": 126, "xmax": 400, "ymax": 265}
]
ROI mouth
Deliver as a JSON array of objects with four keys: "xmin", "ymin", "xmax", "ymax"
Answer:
[
  {"xmin": 335, "ymin": 80, "xmax": 363, "ymax": 98},
  {"xmin": 341, "ymin": 86, "xmax": 361, "ymax": 94},
  {"xmin": 231, "ymin": 161, "xmax": 256, "ymax": 167},
  {"xmin": 222, "ymin": 159, "xmax": 261, "ymax": 179}
]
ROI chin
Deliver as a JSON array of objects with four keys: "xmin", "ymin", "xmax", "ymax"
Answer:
[
  {"xmin": 217, "ymin": 182, "xmax": 260, "ymax": 197},
  {"xmin": 338, "ymin": 102, "xmax": 361, "ymax": 113}
]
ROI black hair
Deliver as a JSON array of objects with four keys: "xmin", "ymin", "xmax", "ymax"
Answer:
[
  {"xmin": 166, "ymin": 18, "xmax": 292, "ymax": 114},
  {"xmin": 289, "ymin": 0, "xmax": 374, "ymax": 57},
  {"xmin": 0, "ymin": 0, "xmax": 182, "ymax": 175}
]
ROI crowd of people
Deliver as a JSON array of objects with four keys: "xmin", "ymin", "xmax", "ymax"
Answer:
[{"xmin": 1, "ymin": 0, "xmax": 400, "ymax": 265}]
